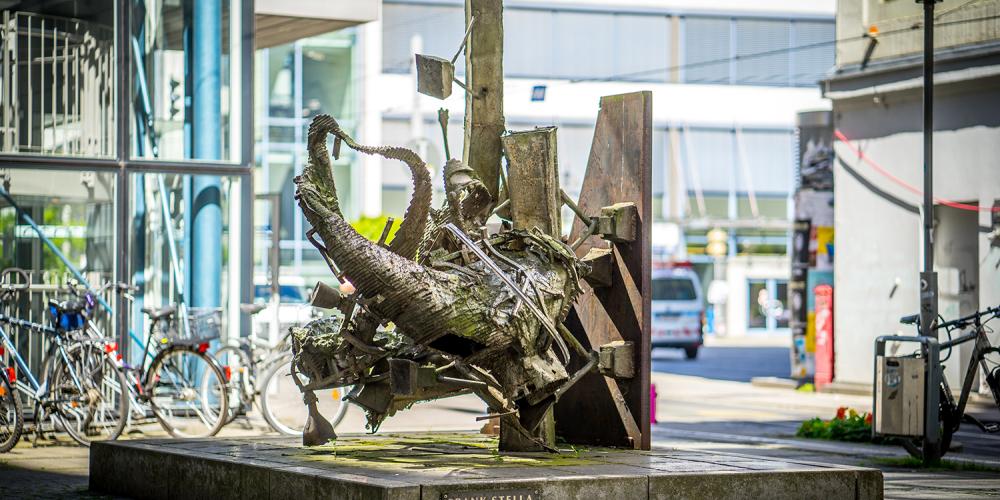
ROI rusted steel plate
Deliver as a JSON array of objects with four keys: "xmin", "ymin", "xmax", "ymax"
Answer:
[{"xmin": 555, "ymin": 91, "xmax": 652, "ymax": 450}]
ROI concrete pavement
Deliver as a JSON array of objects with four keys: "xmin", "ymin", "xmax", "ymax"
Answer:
[
  {"xmin": 652, "ymin": 369, "xmax": 1000, "ymax": 499},
  {"xmin": 2, "ymin": 355, "xmax": 998, "ymax": 499}
]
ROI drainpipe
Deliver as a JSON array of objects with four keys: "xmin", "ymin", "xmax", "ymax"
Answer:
[{"xmin": 190, "ymin": 0, "xmax": 222, "ymax": 312}]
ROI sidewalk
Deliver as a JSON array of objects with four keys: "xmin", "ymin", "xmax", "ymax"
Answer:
[
  {"xmin": 2, "ymin": 374, "xmax": 997, "ymax": 499},
  {"xmin": 652, "ymin": 371, "xmax": 1000, "ymax": 499}
]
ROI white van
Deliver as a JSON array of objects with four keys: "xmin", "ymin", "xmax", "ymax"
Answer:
[{"xmin": 650, "ymin": 262, "xmax": 705, "ymax": 359}]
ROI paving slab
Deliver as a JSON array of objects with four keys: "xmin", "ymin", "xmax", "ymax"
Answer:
[{"xmin": 90, "ymin": 432, "xmax": 883, "ymax": 500}]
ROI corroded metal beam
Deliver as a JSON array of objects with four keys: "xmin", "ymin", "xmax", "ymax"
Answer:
[{"xmin": 462, "ymin": 0, "xmax": 505, "ymax": 201}]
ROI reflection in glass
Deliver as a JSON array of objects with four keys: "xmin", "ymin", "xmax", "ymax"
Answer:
[
  {"xmin": 0, "ymin": 168, "xmax": 115, "ymax": 280},
  {"xmin": 131, "ymin": 0, "xmax": 241, "ymax": 162},
  {"xmin": 128, "ymin": 173, "xmax": 242, "ymax": 354},
  {"xmin": 0, "ymin": 168, "xmax": 116, "ymax": 372},
  {"xmin": 0, "ymin": 4, "xmax": 116, "ymax": 156},
  {"xmin": 256, "ymin": 31, "xmax": 357, "ymax": 278}
]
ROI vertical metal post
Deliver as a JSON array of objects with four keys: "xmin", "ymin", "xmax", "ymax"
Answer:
[
  {"xmin": 239, "ymin": 1, "xmax": 256, "ymax": 343},
  {"xmin": 27, "ymin": 15, "xmax": 31, "ymax": 151},
  {"xmin": 116, "ymin": 0, "xmax": 131, "ymax": 359},
  {"xmin": 917, "ymin": 1, "xmax": 941, "ymax": 464},
  {"xmin": 918, "ymin": 0, "xmax": 939, "ymax": 339},
  {"xmin": 2, "ymin": 11, "xmax": 10, "ymax": 152},
  {"xmin": 39, "ymin": 18, "xmax": 44, "ymax": 152},
  {"xmin": 50, "ymin": 26, "xmax": 55, "ymax": 154},
  {"xmin": 923, "ymin": 339, "xmax": 941, "ymax": 461},
  {"xmin": 191, "ymin": 0, "xmax": 223, "ymax": 312}
]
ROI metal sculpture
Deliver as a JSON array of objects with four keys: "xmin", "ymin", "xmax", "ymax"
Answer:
[
  {"xmin": 294, "ymin": 115, "xmax": 600, "ymax": 451},
  {"xmin": 290, "ymin": 0, "xmax": 651, "ymax": 453}
]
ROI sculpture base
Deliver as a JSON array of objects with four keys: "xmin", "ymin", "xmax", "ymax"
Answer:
[{"xmin": 90, "ymin": 433, "xmax": 882, "ymax": 499}]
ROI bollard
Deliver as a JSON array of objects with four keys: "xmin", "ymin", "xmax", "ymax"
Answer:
[{"xmin": 650, "ymin": 383, "xmax": 658, "ymax": 424}]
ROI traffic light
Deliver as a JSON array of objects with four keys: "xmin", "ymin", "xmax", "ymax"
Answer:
[{"xmin": 706, "ymin": 228, "xmax": 728, "ymax": 258}]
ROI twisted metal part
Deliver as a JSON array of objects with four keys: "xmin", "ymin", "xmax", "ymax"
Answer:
[{"xmin": 307, "ymin": 114, "xmax": 431, "ymax": 261}]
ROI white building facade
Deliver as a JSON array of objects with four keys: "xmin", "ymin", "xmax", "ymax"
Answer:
[
  {"xmin": 825, "ymin": 0, "xmax": 1000, "ymax": 386},
  {"xmin": 351, "ymin": 0, "xmax": 836, "ymax": 338}
]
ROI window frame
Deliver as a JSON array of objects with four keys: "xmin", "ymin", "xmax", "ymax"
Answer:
[{"xmin": 0, "ymin": 0, "xmax": 256, "ymax": 353}]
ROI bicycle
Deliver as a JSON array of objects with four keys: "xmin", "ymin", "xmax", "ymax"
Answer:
[
  {"xmin": 875, "ymin": 305, "xmax": 1000, "ymax": 461},
  {"xmin": 214, "ymin": 302, "xmax": 351, "ymax": 435},
  {"xmin": 256, "ymin": 343, "xmax": 351, "ymax": 436},
  {"xmin": 122, "ymin": 303, "xmax": 231, "ymax": 438},
  {"xmin": 0, "ymin": 362, "xmax": 22, "ymax": 452},
  {"xmin": 73, "ymin": 280, "xmax": 234, "ymax": 439},
  {"xmin": 0, "ymin": 268, "xmax": 129, "ymax": 446}
]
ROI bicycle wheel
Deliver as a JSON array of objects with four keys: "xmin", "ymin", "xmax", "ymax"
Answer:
[
  {"xmin": 147, "ymin": 347, "xmax": 229, "ymax": 438},
  {"xmin": 52, "ymin": 343, "xmax": 129, "ymax": 446},
  {"xmin": 214, "ymin": 346, "xmax": 253, "ymax": 425},
  {"xmin": 0, "ymin": 370, "xmax": 23, "ymax": 452},
  {"xmin": 259, "ymin": 356, "xmax": 350, "ymax": 436}
]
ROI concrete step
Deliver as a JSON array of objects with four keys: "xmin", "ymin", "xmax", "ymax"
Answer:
[{"xmin": 90, "ymin": 433, "xmax": 883, "ymax": 500}]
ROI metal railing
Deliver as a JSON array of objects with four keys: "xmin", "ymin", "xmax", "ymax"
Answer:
[
  {"xmin": 0, "ymin": 11, "xmax": 115, "ymax": 156},
  {"xmin": 0, "ymin": 270, "xmax": 114, "ymax": 376}
]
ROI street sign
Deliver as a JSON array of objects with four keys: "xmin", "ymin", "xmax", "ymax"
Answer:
[{"xmin": 531, "ymin": 85, "xmax": 546, "ymax": 102}]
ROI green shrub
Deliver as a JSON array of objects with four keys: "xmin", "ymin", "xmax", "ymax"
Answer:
[{"xmin": 350, "ymin": 215, "xmax": 399, "ymax": 243}]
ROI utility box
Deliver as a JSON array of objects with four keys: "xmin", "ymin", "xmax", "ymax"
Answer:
[{"xmin": 875, "ymin": 356, "xmax": 925, "ymax": 437}]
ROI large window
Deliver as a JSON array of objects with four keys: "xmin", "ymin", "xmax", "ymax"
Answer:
[
  {"xmin": 382, "ymin": 3, "xmax": 832, "ymax": 87},
  {"xmin": 255, "ymin": 31, "xmax": 358, "ymax": 279},
  {"xmin": 0, "ymin": 4, "xmax": 116, "ymax": 156},
  {"xmin": 735, "ymin": 19, "xmax": 790, "ymax": 86},
  {"xmin": 127, "ymin": 172, "xmax": 246, "ymax": 353},
  {"xmin": 382, "ymin": 4, "xmax": 465, "ymax": 74},
  {"xmin": 683, "ymin": 17, "xmax": 731, "ymax": 84},
  {"xmin": 131, "ymin": 0, "xmax": 244, "ymax": 162},
  {"xmin": 0, "ymin": 0, "xmax": 254, "ymax": 365}
]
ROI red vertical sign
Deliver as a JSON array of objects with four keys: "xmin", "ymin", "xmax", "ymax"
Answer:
[{"xmin": 814, "ymin": 285, "xmax": 834, "ymax": 388}]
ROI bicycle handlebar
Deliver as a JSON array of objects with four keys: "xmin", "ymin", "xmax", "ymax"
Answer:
[
  {"xmin": 0, "ymin": 268, "xmax": 31, "ymax": 292},
  {"xmin": 900, "ymin": 305, "xmax": 1000, "ymax": 330},
  {"xmin": 63, "ymin": 279, "xmax": 136, "ymax": 296}
]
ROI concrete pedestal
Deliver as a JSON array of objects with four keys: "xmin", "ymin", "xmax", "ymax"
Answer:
[{"xmin": 90, "ymin": 433, "xmax": 882, "ymax": 499}]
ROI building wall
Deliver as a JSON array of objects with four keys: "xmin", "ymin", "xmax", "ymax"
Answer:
[
  {"xmin": 831, "ymin": 74, "xmax": 1000, "ymax": 384},
  {"xmin": 836, "ymin": 0, "xmax": 1000, "ymax": 68},
  {"xmin": 724, "ymin": 255, "xmax": 791, "ymax": 337},
  {"xmin": 364, "ymin": 0, "xmax": 835, "ymax": 338},
  {"xmin": 372, "ymin": 0, "xmax": 834, "ymax": 228}
]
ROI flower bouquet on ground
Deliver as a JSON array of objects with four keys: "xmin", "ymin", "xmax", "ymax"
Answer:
[{"xmin": 797, "ymin": 407, "xmax": 879, "ymax": 443}]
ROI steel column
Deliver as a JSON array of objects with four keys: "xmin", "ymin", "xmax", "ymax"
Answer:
[{"xmin": 190, "ymin": 0, "xmax": 223, "ymax": 311}]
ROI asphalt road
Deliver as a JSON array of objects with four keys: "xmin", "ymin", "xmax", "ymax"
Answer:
[{"xmin": 651, "ymin": 345, "xmax": 791, "ymax": 382}]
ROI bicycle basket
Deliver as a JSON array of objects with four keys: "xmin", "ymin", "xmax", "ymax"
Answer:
[{"xmin": 157, "ymin": 307, "xmax": 223, "ymax": 344}]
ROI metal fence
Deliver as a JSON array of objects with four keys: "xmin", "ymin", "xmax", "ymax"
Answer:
[{"xmin": 0, "ymin": 11, "xmax": 115, "ymax": 156}]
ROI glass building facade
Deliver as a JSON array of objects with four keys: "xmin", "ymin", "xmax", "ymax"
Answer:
[
  {"xmin": 254, "ymin": 30, "xmax": 358, "ymax": 282},
  {"xmin": 0, "ymin": 0, "xmax": 254, "ymax": 364}
]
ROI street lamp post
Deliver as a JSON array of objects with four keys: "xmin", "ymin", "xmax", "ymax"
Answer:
[
  {"xmin": 918, "ymin": 0, "xmax": 940, "ymax": 340},
  {"xmin": 916, "ymin": 0, "xmax": 942, "ymax": 465}
]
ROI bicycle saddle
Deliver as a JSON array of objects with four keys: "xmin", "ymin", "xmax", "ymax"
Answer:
[
  {"xmin": 141, "ymin": 305, "xmax": 177, "ymax": 321},
  {"xmin": 239, "ymin": 303, "xmax": 267, "ymax": 315}
]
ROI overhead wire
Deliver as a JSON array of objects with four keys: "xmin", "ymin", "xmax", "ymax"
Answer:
[
  {"xmin": 569, "ymin": 13, "xmax": 1000, "ymax": 84},
  {"xmin": 834, "ymin": 130, "xmax": 1000, "ymax": 213}
]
